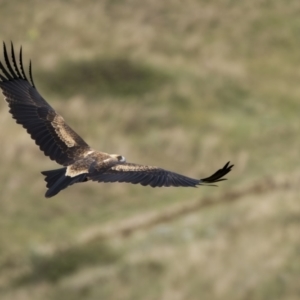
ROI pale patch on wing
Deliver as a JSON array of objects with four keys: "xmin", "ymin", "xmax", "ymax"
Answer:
[
  {"xmin": 66, "ymin": 165, "xmax": 88, "ymax": 177},
  {"xmin": 84, "ymin": 150, "xmax": 95, "ymax": 157},
  {"xmin": 52, "ymin": 114, "xmax": 76, "ymax": 147},
  {"xmin": 111, "ymin": 164, "xmax": 158, "ymax": 172}
]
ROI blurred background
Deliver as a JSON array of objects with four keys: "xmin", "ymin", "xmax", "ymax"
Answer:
[{"xmin": 1, "ymin": 0, "xmax": 300, "ymax": 299}]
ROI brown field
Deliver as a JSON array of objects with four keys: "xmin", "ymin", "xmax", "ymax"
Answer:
[{"xmin": 1, "ymin": 0, "xmax": 300, "ymax": 299}]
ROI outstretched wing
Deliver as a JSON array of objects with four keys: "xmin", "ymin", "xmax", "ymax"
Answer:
[
  {"xmin": 0, "ymin": 42, "xmax": 90, "ymax": 166},
  {"xmin": 89, "ymin": 161, "xmax": 233, "ymax": 187}
]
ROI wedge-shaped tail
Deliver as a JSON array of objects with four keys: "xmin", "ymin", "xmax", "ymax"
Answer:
[{"xmin": 41, "ymin": 168, "xmax": 87, "ymax": 198}]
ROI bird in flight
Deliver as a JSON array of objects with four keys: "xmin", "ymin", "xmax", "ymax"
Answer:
[{"xmin": 0, "ymin": 42, "xmax": 233, "ymax": 198}]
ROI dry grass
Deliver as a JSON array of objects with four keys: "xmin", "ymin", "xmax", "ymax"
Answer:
[{"xmin": 1, "ymin": 0, "xmax": 300, "ymax": 299}]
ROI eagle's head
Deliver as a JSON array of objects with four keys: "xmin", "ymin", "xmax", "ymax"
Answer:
[{"xmin": 111, "ymin": 154, "xmax": 126, "ymax": 163}]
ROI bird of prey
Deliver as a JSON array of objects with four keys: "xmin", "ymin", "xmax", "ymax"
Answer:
[{"xmin": 0, "ymin": 42, "xmax": 233, "ymax": 198}]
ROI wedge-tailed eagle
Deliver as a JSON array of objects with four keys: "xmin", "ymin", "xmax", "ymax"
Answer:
[{"xmin": 0, "ymin": 42, "xmax": 233, "ymax": 197}]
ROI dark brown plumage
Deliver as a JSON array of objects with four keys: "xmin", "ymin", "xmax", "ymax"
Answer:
[{"xmin": 0, "ymin": 42, "xmax": 233, "ymax": 197}]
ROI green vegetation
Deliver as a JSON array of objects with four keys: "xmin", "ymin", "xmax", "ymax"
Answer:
[
  {"xmin": 17, "ymin": 240, "xmax": 120, "ymax": 284},
  {"xmin": 1, "ymin": 0, "xmax": 300, "ymax": 299},
  {"xmin": 38, "ymin": 57, "xmax": 170, "ymax": 98}
]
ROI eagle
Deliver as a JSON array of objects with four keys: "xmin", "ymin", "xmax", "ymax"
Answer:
[{"xmin": 0, "ymin": 42, "xmax": 233, "ymax": 198}]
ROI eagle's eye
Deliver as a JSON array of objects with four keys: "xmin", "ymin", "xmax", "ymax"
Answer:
[{"xmin": 117, "ymin": 155, "xmax": 126, "ymax": 162}]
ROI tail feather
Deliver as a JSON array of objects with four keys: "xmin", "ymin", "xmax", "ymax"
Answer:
[{"xmin": 41, "ymin": 168, "xmax": 87, "ymax": 198}]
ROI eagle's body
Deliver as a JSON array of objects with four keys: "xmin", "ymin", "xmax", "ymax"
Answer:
[{"xmin": 0, "ymin": 42, "xmax": 233, "ymax": 197}]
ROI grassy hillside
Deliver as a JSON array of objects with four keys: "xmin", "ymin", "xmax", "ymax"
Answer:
[{"xmin": 1, "ymin": 0, "xmax": 300, "ymax": 299}]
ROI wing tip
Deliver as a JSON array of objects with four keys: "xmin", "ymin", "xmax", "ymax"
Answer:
[
  {"xmin": 200, "ymin": 161, "xmax": 234, "ymax": 185},
  {"xmin": 0, "ymin": 41, "xmax": 32, "ymax": 84}
]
